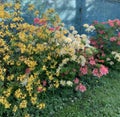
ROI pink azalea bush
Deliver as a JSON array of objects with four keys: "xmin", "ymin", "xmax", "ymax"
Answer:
[{"xmin": 84, "ymin": 19, "xmax": 120, "ymax": 71}]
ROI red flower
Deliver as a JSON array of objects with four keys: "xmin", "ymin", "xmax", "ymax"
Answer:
[
  {"xmin": 39, "ymin": 18, "xmax": 47, "ymax": 25},
  {"xmin": 118, "ymin": 32, "xmax": 120, "ymax": 37},
  {"xmin": 49, "ymin": 27, "xmax": 55, "ymax": 32},
  {"xmin": 79, "ymin": 83, "xmax": 86, "ymax": 92},
  {"xmin": 49, "ymin": 26, "xmax": 60, "ymax": 32},
  {"xmin": 37, "ymin": 87, "xmax": 43, "ymax": 93},
  {"xmin": 97, "ymin": 59, "xmax": 104, "ymax": 63},
  {"xmin": 25, "ymin": 68, "xmax": 31, "ymax": 74},
  {"xmin": 73, "ymin": 78, "xmax": 79, "ymax": 84},
  {"xmin": 90, "ymin": 39, "xmax": 97, "ymax": 46},
  {"xmin": 34, "ymin": 18, "xmax": 40, "ymax": 24},
  {"xmin": 101, "ymin": 52, "xmax": 105, "ymax": 57},
  {"xmin": 117, "ymin": 41, "xmax": 120, "ymax": 45},
  {"xmin": 98, "ymin": 30, "xmax": 105, "ymax": 34},
  {"xmin": 92, "ymin": 68, "xmax": 99, "ymax": 76},
  {"xmin": 114, "ymin": 19, "xmax": 120, "ymax": 26},
  {"xmin": 89, "ymin": 57, "xmax": 96, "ymax": 65},
  {"xmin": 110, "ymin": 37, "xmax": 117, "ymax": 42},
  {"xmin": 80, "ymin": 66, "xmax": 88, "ymax": 75},
  {"xmin": 92, "ymin": 68, "xmax": 102, "ymax": 78},
  {"xmin": 100, "ymin": 65, "xmax": 108, "ymax": 75},
  {"xmin": 76, "ymin": 83, "xmax": 86, "ymax": 92},
  {"xmin": 108, "ymin": 20, "xmax": 114, "ymax": 27},
  {"xmin": 101, "ymin": 22, "xmax": 107, "ymax": 24},
  {"xmin": 42, "ymin": 80, "xmax": 47, "ymax": 86},
  {"xmin": 55, "ymin": 26, "xmax": 60, "ymax": 30}
]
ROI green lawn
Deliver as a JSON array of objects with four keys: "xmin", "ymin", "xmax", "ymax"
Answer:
[{"xmin": 53, "ymin": 70, "xmax": 120, "ymax": 117}]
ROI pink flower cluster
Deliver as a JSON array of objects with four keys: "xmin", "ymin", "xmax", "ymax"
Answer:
[
  {"xmin": 80, "ymin": 66, "xmax": 88, "ymax": 75},
  {"xmin": 118, "ymin": 32, "xmax": 120, "ymax": 37},
  {"xmin": 89, "ymin": 57, "xmax": 96, "ymax": 65},
  {"xmin": 90, "ymin": 39, "xmax": 97, "ymax": 46},
  {"xmin": 110, "ymin": 37, "xmax": 117, "ymax": 42},
  {"xmin": 34, "ymin": 18, "xmax": 47, "ymax": 25},
  {"xmin": 108, "ymin": 19, "xmax": 120, "ymax": 27},
  {"xmin": 34, "ymin": 18, "xmax": 60, "ymax": 32},
  {"xmin": 49, "ymin": 26, "xmax": 60, "ymax": 32},
  {"xmin": 76, "ymin": 83, "xmax": 86, "ymax": 92},
  {"xmin": 92, "ymin": 65, "xmax": 108, "ymax": 78},
  {"xmin": 117, "ymin": 41, "xmax": 120, "ymax": 45},
  {"xmin": 98, "ymin": 30, "xmax": 105, "ymax": 34},
  {"xmin": 73, "ymin": 78, "xmax": 86, "ymax": 92},
  {"xmin": 94, "ymin": 19, "xmax": 120, "ymax": 28},
  {"xmin": 100, "ymin": 65, "xmax": 109, "ymax": 75},
  {"xmin": 73, "ymin": 77, "xmax": 79, "ymax": 84}
]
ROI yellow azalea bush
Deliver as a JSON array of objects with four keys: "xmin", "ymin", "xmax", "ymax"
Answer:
[{"xmin": 0, "ymin": 1, "xmax": 102, "ymax": 116}]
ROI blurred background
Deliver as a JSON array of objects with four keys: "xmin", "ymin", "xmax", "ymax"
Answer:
[{"xmin": 1, "ymin": 0, "xmax": 120, "ymax": 33}]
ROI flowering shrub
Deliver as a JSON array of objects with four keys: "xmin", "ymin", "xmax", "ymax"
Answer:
[
  {"xmin": 84, "ymin": 19, "xmax": 120, "ymax": 71},
  {"xmin": 0, "ymin": 1, "xmax": 109, "ymax": 116}
]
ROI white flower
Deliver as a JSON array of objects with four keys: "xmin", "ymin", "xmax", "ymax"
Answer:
[
  {"xmin": 106, "ymin": 58, "xmax": 111, "ymax": 61},
  {"xmin": 85, "ymin": 25, "xmax": 95, "ymax": 32},
  {"xmin": 75, "ymin": 34, "xmax": 81, "ymax": 38},
  {"xmin": 80, "ymin": 34, "xmax": 87, "ymax": 39},
  {"xmin": 61, "ymin": 23, "xmax": 65, "ymax": 27},
  {"xmin": 109, "ymin": 61, "xmax": 114, "ymax": 65},
  {"xmin": 79, "ymin": 55, "xmax": 86, "ymax": 66},
  {"xmin": 71, "ymin": 55, "xmax": 77, "ymax": 61},
  {"xmin": 83, "ymin": 24, "xmax": 89, "ymax": 28},
  {"xmin": 66, "ymin": 81, "xmax": 73, "ymax": 87},
  {"xmin": 65, "ymin": 37, "xmax": 72, "ymax": 43},
  {"xmin": 85, "ymin": 28, "xmax": 91, "ymax": 32},
  {"xmin": 117, "ymin": 58, "xmax": 120, "ymax": 62},
  {"xmin": 21, "ymin": 78, "xmax": 28, "ymax": 86},
  {"xmin": 60, "ymin": 80, "xmax": 66, "ymax": 86},
  {"xmin": 85, "ymin": 39, "xmax": 90, "ymax": 47},
  {"xmin": 111, "ymin": 51, "xmax": 116, "ymax": 55},
  {"xmin": 59, "ymin": 48, "xmax": 65, "ymax": 55},
  {"xmin": 89, "ymin": 25, "xmax": 95, "ymax": 30},
  {"xmin": 15, "ymin": 48, "xmax": 20, "ymax": 52},
  {"xmin": 62, "ymin": 58, "xmax": 69, "ymax": 64},
  {"xmin": 70, "ymin": 26, "xmax": 75, "ymax": 30},
  {"xmin": 72, "ymin": 30, "xmax": 78, "ymax": 35},
  {"xmin": 56, "ymin": 42, "xmax": 60, "ymax": 46}
]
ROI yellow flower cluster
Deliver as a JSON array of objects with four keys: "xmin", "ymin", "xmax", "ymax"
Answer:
[
  {"xmin": 0, "ymin": 4, "xmax": 10, "ymax": 18},
  {"xmin": 0, "ymin": 2, "xmax": 51, "ymax": 115},
  {"xmin": 0, "ymin": 67, "xmax": 6, "ymax": 81},
  {"xmin": 28, "ymin": 4, "xmax": 34, "ymax": 11},
  {"xmin": 19, "ymin": 100, "xmax": 27, "ymax": 108},
  {"xmin": 0, "ymin": 96, "xmax": 11, "ymax": 108},
  {"xmin": 3, "ymin": 87, "xmax": 12, "ymax": 98},
  {"xmin": 24, "ymin": 59, "xmax": 37, "ymax": 69},
  {"xmin": 14, "ymin": 88, "xmax": 26, "ymax": 99},
  {"xmin": 30, "ymin": 95, "xmax": 37, "ymax": 105},
  {"xmin": 37, "ymin": 103, "xmax": 45, "ymax": 109},
  {"xmin": 14, "ymin": 3, "xmax": 21, "ymax": 10}
]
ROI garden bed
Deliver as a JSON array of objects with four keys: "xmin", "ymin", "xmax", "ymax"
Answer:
[{"xmin": 0, "ymin": 1, "xmax": 120, "ymax": 117}]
